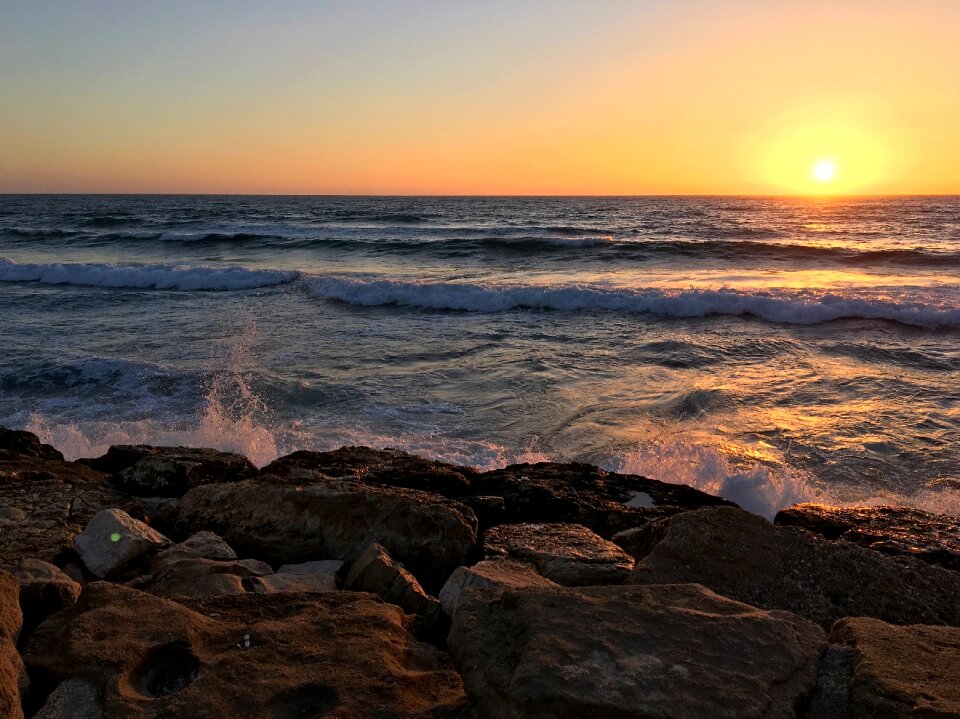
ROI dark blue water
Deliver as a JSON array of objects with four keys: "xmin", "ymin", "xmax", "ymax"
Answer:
[{"xmin": 2, "ymin": 195, "xmax": 959, "ymax": 517}]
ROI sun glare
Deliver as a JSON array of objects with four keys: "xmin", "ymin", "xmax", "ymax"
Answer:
[{"xmin": 812, "ymin": 159, "xmax": 836, "ymax": 183}]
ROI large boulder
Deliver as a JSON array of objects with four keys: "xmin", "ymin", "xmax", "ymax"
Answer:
[
  {"xmin": 11, "ymin": 559, "xmax": 81, "ymax": 633},
  {"xmin": 32, "ymin": 678, "xmax": 103, "ymax": 719},
  {"xmin": 0, "ymin": 466, "xmax": 140, "ymax": 570},
  {"xmin": 775, "ymin": 503, "xmax": 960, "ymax": 571},
  {"xmin": 24, "ymin": 582, "xmax": 471, "ymax": 718},
  {"xmin": 175, "ymin": 476, "xmax": 478, "ymax": 590},
  {"xmin": 262, "ymin": 447, "xmax": 479, "ymax": 497},
  {"xmin": 474, "ymin": 461, "xmax": 733, "ymax": 537},
  {"xmin": 80, "ymin": 445, "xmax": 257, "ymax": 497},
  {"xmin": 482, "ymin": 522, "xmax": 634, "ymax": 586},
  {"xmin": 343, "ymin": 544, "xmax": 442, "ymax": 629},
  {"xmin": 439, "ymin": 559, "xmax": 558, "ymax": 617},
  {"xmin": 448, "ymin": 583, "xmax": 825, "ymax": 719},
  {"xmin": 0, "ymin": 571, "xmax": 26, "ymax": 719},
  {"xmin": 826, "ymin": 617, "xmax": 960, "ymax": 718},
  {"xmin": 630, "ymin": 506, "xmax": 960, "ymax": 628},
  {"xmin": 249, "ymin": 561, "xmax": 342, "ymax": 594},
  {"xmin": 0, "ymin": 426, "xmax": 63, "ymax": 461},
  {"xmin": 73, "ymin": 509, "xmax": 172, "ymax": 579}
]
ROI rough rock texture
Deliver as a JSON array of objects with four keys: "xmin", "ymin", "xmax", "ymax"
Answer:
[
  {"xmin": 11, "ymin": 559, "xmax": 81, "ymax": 633},
  {"xmin": 148, "ymin": 557, "xmax": 273, "ymax": 598},
  {"xmin": 0, "ymin": 466, "xmax": 140, "ymax": 570},
  {"xmin": 776, "ymin": 503, "xmax": 960, "ymax": 571},
  {"xmin": 0, "ymin": 571, "xmax": 26, "ymax": 719},
  {"xmin": 248, "ymin": 560, "xmax": 342, "ymax": 594},
  {"xmin": 439, "ymin": 559, "xmax": 558, "ymax": 617},
  {"xmin": 449, "ymin": 583, "xmax": 825, "ymax": 719},
  {"xmin": 81, "ymin": 445, "xmax": 257, "ymax": 497},
  {"xmin": 176, "ymin": 476, "xmax": 478, "ymax": 590},
  {"xmin": 24, "ymin": 582, "xmax": 470, "ymax": 718},
  {"xmin": 33, "ymin": 678, "xmax": 103, "ymax": 719},
  {"xmin": 344, "ymin": 544, "xmax": 442, "ymax": 627},
  {"xmin": 829, "ymin": 617, "xmax": 960, "ymax": 719},
  {"xmin": 73, "ymin": 509, "xmax": 171, "ymax": 579},
  {"xmin": 150, "ymin": 531, "xmax": 237, "ymax": 565},
  {"xmin": 805, "ymin": 645, "xmax": 855, "ymax": 719},
  {"xmin": 0, "ymin": 426, "xmax": 63, "ymax": 461},
  {"xmin": 261, "ymin": 447, "xmax": 479, "ymax": 498},
  {"xmin": 631, "ymin": 506, "xmax": 960, "ymax": 628},
  {"xmin": 483, "ymin": 522, "xmax": 634, "ymax": 586},
  {"xmin": 473, "ymin": 461, "xmax": 733, "ymax": 537}
]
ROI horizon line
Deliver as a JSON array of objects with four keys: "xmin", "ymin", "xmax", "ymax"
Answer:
[{"xmin": 2, "ymin": 192, "xmax": 959, "ymax": 199}]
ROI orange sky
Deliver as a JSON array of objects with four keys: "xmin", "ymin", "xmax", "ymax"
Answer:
[{"xmin": 1, "ymin": 1, "xmax": 958, "ymax": 195}]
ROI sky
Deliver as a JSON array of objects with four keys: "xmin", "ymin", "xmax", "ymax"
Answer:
[{"xmin": 1, "ymin": 0, "xmax": 959, "ymax": 195}]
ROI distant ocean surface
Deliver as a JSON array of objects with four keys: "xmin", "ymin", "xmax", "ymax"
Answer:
[{"xmin": 2, "ymin": 195, "xmax": 959, "ymax": 518}]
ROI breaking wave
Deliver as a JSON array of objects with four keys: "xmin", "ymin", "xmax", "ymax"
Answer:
[
  {"xmin": 0, "ymin": 258, "xmax": 297, "ymax": 291},
  {"xmin": 307, "ymin": 276, "xmax": 960, "ymax": 329}
]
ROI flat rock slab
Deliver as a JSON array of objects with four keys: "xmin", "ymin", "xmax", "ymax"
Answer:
[
  {"xmin": 439, "ymin": 559, "xmax": 558, "ymax": 617},
  {"xmin": 775, "ymin": 503, "xmax": 960, "ymax": 571},
  {"xmin": 81, "ymin": 445, "xmax": 257, "ymax": 497},
  {"xmin": 448, "ymin": 583, "xmax": 825, "ymax": 719},
  {"xmin": 175, "ymin": 476, "xmax": 477, "ymax": 590},
  {"xmin": 831, "ymin": 617, "xmax": 960, "ymax": 718},
  {"xmin": 261, "ymin": 447, "xmax": 479, "ymax": 497},
  {"xmin": 73, "ymin": 509, "xmax": 172, "ymax": 578},
  {"xmin": 474, "ymin": 461, "xmax": 733, "ymax": 537},
  {"xmin": 24, "ymin": 582, "xmax": 470, "ymax": 718},
  {"xmin": 631, "ymin": 506, "xmax": 960, "ymax": 628},
  {"xmin": 344, "ymin": 544, "xmax": 441, "ymax": 626},
  {"xmin": 483, "ymin": 522, "xmax": 634, "ymax": 586}
]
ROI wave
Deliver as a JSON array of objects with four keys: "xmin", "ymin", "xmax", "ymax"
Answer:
[
  {"xmin": 0, "ymin": 258, "xmax": 297, "ymax": 291},
  {"xmin": 306, "ymin": 275, "xmax": 960, "ymax": 328}
]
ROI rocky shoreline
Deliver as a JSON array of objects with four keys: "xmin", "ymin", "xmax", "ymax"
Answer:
[{"xmin": 1, "ymin": 425, "xmax": 958, "ymax": 718}]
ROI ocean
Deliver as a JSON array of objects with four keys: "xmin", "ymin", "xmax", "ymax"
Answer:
[{"xmin": 1, "ymin": 194, "xmax": 958, "ymax": 518}]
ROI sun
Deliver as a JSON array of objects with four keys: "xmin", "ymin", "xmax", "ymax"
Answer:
[{"xmin": 812, "ymin": 159, "xmax": 837, "ymax": 183}]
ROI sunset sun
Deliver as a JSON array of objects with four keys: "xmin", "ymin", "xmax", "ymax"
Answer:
[{"xmin": 812, "ymin": 159, "xmax": 837, "ymax": 183}]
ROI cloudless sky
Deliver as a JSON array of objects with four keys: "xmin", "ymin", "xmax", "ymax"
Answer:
[{"xmin": 1, "ymin": 0, "xmax": 958, "ymax": 194}]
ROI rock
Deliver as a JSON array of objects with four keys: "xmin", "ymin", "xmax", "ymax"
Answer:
[
  {"xmin": 24, "ymin": 582, "xmax": 470, "ymax": 718},
  {"xmin": 262, "ymin": 447, "xmax": 479, "ymax": 497},
  {"xmin": 611, "ymin": 522, "xmax": 662, "ymax": 559},
  {"xmin": 805, "ymin": 645, "xmax": 855, "ymax": 719},
  {"xmin": 482, "ymin": 522, "xmax": 634, "ymax": 586},
  {"xmin": 0, "ymin": 461, "xmax": 138, "ymax": 570},
  {"xmin": 473, "ymin": 461, "xmax": 733, "ymax": 537},
  {"xmin": 81, "ymin": 445, "xmax": 257, "ymax": 497},
  {"xmin": 630, "ymin": 506, "xmax": 960, "ymax": 628},
  {"xmin": 0, "ymin": 571, "xmax": 26, "ymax": 719},
  {"xmin": 11, "ymin": 559, "xmax": 81, "ymax": 633},
  {"xmin": 139, "ymin": 496, "xmax": 179, "ymax": 532},
  {"xmin": 439, "ymin": 559, "xmax": 558, "ymax": 617},
  {"xmin": 73, "ymin": 509, "xmax": 171, "ymax": 579},
  {"xmin": 176, "ymin": 476, "xmax": 477, "ymax": 590},
  {"xmin": 831, "ymin": 617, "xmax": 960, "ymax": 718},
  {"xmin": 0, "ymin": 426, "xmax": 62, "ymax": 461},
  {"xmin": 148, "ymin": 557, "xmax": 273, "ymax": 598},
  {"xmin": 448, "ymin": 582, "xmax": 825, "ymax": 719},
  {"xmin": 151, "ymin": 531, "xmax": 237, "ymax": 565},
  {"xmin": 460, "ymin": 495, "xmax": 506, "ymax": 530},
  {"xmin": 776, "ymin": 503, "xmax": 960, "ymax": 571},
  {"xmin": 33, "ymin": 678, "xmax": 103, "ymax": 719},
  {"xmin": 247, "ymin": 560, "xmax": 343, "ymax": 594},
  {"xmin": 344, "ymin": 544, "xmax": 442, "ymax": 627}
]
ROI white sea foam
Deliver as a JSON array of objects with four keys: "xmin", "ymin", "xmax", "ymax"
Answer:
[
  {"xmin": 0, "ymin": 258, "xmax": 296, "ymax": 291},
  {"xmin": 306, "ymin": 276, "xmax": 960, "ymax": 328}
]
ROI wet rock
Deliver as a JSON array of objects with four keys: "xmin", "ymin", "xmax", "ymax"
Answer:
[
  {"xmin": 474, "ymin": 461, "xmax": 733, "ymax": 537},
  {"xmin": 73, "ymin": 509, "xmax": 172, "ymax": 578},
  {"xmin": 0, "ymin": 571, "xmax": 27, "ymax": 719},
  {"xmin": 81, "ymin": 445, "xmax": 257, "ymax": 497},
  {"xmin": 831, "ymin": 617, "xmax": 960, "ymax": 718},
  {"xmin": 11, "ymin": 559, "xmax": 81, "ymax": 633},
  {"xmin": 24, "ymin": 582, "xmax": 470, "ymax": 718},
  {"xmin": 176, "ymin": 476, "xmax": 477, "ymax": 590},
  {"xmin": 0, "ymin": 426, "xmax": 63, "ymax": 461},
  {"xmin": 776, "ymin": 503, "xmax": 960, "ymax": 571},
  {"xmin": 482, "ymin": 522, "xmax": 634, "ymax": 586},
  {"xmin": 0, "ymin": 470, "xmax": 140, "ymax": 570},
  {"xmin": 344, "ymin": 544, "xmax": 442, "ymax": 628},
  {"xmin": 448, "ymin": 582, "xmax": 825, "ymax": 719},
  {"xmin": 262, "ymin": 447, "xmax": 478, "ymax": 497},
  {"xmin": 439, "ymin": 559, "xmax": 558, "ymax": 617},
  {"xmin": 33, "ymin": 678, "xmax": 103, "ymax": 719},
  {"xmin": 630, "ymin": 506, "xmax": 960, "ymax": 628}
]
